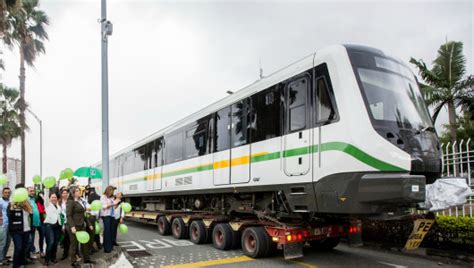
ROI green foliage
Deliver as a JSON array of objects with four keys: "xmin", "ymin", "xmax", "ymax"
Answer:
[
  {"xmin": 439, "ymin": 111, "xmax": 474, "ymax": 149},
  {"xmin": 0, "ymin": 83, "xmax": 21, "ymax": 173},
  {"xmin": 410, "ymin": 41, "xmax": 473, "ymax": 143},
  {"xmin": 436, "ymin": 215, "xmax": 474, "ymax": 243}
]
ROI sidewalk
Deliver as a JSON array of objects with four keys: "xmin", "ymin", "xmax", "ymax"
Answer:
[{"xmin": 1, "ymin": 234, "xmax": 121, "ymax": 267}]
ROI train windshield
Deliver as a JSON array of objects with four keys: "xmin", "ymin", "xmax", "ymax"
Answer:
[{"xmin": 356, "ymin": 56, "xmax": 433, "ymax": 130}]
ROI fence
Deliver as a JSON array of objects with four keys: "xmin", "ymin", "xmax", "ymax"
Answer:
[{"xmin": 440, "ymin": 138, "xmax": 473, "ymax": 217}]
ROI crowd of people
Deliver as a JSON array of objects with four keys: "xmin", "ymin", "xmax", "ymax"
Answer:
[{"xmin": 0, "ymin": 181, "xmax": 125, "ymax": 268}]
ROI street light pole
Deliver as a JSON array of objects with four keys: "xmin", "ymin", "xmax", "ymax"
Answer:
[
  {"xmin": 26, "ymin": 108, "xmax": 42, "ymax": 178},
  {"xmin": 101, "ymin": 0, "xmax": 113, "ymax": 190}
]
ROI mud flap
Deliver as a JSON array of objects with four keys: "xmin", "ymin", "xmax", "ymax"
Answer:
[{"xmin": 283, "ymin": 242, "xmax": 304, "ymax": 260}]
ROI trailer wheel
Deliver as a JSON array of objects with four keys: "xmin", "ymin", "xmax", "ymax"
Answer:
[
  {"xmin": 212, "ymin": 223, "xmax": 233, "ymax": 250},
  {"xmin": 309, "ymin": 237, "xmax": 340, "ymax": 250},
  {"xmin": 157, "ymin": 216, "xmax": 171, "ymax": 236},
  {"xmin": 189, "ymin": 220, "xmax": 207, "ymax": 244},
  {"xmin": 241, "ymin": 227, "xmax": 271, "ymax": 258},
  {"xmin": 171, "ymin": 217, "xmax": 188, "ymax": 239}
]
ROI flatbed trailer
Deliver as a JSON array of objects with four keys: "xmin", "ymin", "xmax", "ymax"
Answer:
[{"xmin": 126, "ymin": 210, "xmax": 363, "ymax": 259}]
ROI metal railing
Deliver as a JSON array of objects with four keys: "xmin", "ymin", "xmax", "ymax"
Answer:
[{"xmin": 440, "ymin": 138, "xmax": 473, "ymax": 217}]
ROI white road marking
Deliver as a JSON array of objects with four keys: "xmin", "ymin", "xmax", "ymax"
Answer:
[
  {"xmin": 117, "ymin": 241, "xmax": 147, "ymax": 251},
  {"xmin": 378, "ymin": 261, "xmax": 408, "ymax": 268},
  {"xmin": 118, "ymin": 238, "xmax": 194, "ymax": 252}
]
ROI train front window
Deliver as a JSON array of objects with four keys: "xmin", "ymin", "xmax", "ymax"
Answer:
[{"xmin": 357, "ymin": 66, "xmax": 432, "ymax": 130}]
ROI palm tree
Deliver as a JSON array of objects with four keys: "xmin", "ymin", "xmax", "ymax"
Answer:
[
  {"xmin": 0, "ymin": 83, "xmax": 21, "ymax": 174},
  {"xmin": 410, "ymin": 41, "xmax": 474, "ymax": 144},
  {"xmin": 0, "ymin": 0, "xmax": 21, "ymax": 34},
  {"xmin": 3, "ymin": 0, "xmax": 48, "ymax": 182}
]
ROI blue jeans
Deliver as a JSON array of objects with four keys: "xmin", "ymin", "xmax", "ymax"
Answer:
[
  {"xmin": 38, "ymin": 224, "xmax": 45, "ymax": 253},
  {"xmin": 44, "ymin": 224, "xmax": 60, "ymax": 263},
  {"xmin": 0, "ymin": 225, "xmax": 5, "ymax": 262},
  {"xmin": 11, "ymin": 233, "xmax": 28, "ymax": 268},
  {"xmin": 102, "ymin": 216, "xmax": 114, "ymax": 252},
  {"xmin": 27, "ymin": 226, "xmax": 37, "ymax": 255}
]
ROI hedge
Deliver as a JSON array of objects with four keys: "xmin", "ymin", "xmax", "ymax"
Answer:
[{"xmin": 362, "ymin": 215, "xmax": 474, "ymax": 252}]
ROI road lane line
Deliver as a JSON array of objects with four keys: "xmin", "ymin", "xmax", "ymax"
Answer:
[
  {"xmin": 378, "ymin": 261, "xmax": 407, "ymax": 268},
  {"xmin": 285, "ymin": 258, "xmax": 318, "ymax": 268},
  {"xmin": 161, "ymin": 256, "xmax": 254, "ymax": 268}
]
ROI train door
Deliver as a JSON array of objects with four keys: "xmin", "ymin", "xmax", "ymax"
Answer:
[
  {"xmin": 146, "ymin": 139, "xmax": 163, "ymax": 191},
  {"xmin": 213, "ymin": 106, "xmax": 231, "ymax": 185},
  {"xmin": 283, "ymin": 76, "xmax": 311, "ymax": 176},
  {"xmin": 230, "ymin": 99, "xmax": 250, "ymax": 184}
]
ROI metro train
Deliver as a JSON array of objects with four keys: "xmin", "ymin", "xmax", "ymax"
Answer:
[{"xmin": 91, "ymin": 44, "xmax": 442, "ymax": 220}]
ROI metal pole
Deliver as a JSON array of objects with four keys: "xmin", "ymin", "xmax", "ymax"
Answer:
[
  {"xmin": 101, "ymin": 0, "xmax": 112, "ymax": 191},
  {"xmin": 26, "ymin": 108, "xmax": 42, "ymax": 178}
]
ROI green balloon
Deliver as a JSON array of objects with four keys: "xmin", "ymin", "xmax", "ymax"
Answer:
[
  {"xmin": 91, "ymin": 200, "xmax": 102, "ymax": 211},
  {"xmin": 0, "ymin": 174, "xmax": 7, "ymax": 185},
  {"xmin": 119, "ymin": 224, "xmax": 128, "ymax": 234},
  {"xmin": 121, "ymin": 202, "xmax": 132, "ymax": 213},
  {"xmin": 12, "ymin": 188, "xmax": 28, "ymax": 203},
  {"xmin": 43, "ymin": 176, "xmax": 56, "ymax": 189},
  {"xmin": 32, "ymin": 175, "xmax": 42, "ymax": 184},
  {"xmin": 64, "ymin": 168, "xmax": 74, "ymax": 179},
  {"xmin": 76, "ymin": 231, "xmax": 90, "ymax": 244},
  {"xmin": 59, "ymin": 170, "xmax": 66, "ymax": 180},
  {"xmin": 95, "ymin": 222, "xmax": 101, "ymax": 234}
]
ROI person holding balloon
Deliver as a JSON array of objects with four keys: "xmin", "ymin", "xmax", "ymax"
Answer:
[
  {"xmin": 66, "ymin": 187, "xmax": 93, "ymax": 267},
  {"xmin": 26, "ymin": 187, "xmax": 41, "ymax": 260},
  {"xmin": 100, "ymin": 185, "xmax": 118, "ymax": 253},
  {"xmin": 8, "ymin": 187, "xmax": 32, "ymax": 268},
  {"xmin": 43, "ymin": 192, "xmax": 61, "ymax": 266}
]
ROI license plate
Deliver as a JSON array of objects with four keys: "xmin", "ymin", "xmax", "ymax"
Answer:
[
  {"xmin": 404, "ymin": 219, "xmax": 435, "ymax": 250},
  {"xmin": 283, "ymin": 243, "xmax": 304, "ymax": 260}
]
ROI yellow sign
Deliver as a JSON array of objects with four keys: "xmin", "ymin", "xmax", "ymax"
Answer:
[{"xmin": 404, "ymin": 219, "xmax": 435, "ymax": 250}]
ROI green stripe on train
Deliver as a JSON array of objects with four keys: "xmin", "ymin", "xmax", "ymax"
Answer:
[{"xmin": 115, "ymin": 141, "xmax": 406, "ymax": 185}]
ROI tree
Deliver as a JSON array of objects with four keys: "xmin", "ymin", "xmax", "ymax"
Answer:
[
  {"xmin": 3, "ymin": 0, "xmax": 48, "ymax": 182},
  {"xmin": 0, "ymin": 83, "xmax": 21, "ymax": 174},
  {"xmin": 410, "ymin": 41, "xmax": 474, "ymax": 144},
  {"xmin": 0, "ymin": 0, "xmax": 21, "ymax": 34}
]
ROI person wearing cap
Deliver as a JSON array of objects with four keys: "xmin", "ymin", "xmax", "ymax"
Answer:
[{"xmin": 100, "ymin": 185, "xmax": 118, "ymax": 253}]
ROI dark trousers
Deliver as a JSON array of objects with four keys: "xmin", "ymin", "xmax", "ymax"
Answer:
[
  {"xmin": 44, "ymin": 223, "xmax": 60, "ymax": 263},
  {"xmin": 67, "ymin": 226, "xmax": 90, "ymax": 264},
  {"xmin": 87, "ymin": 216, "xmax": 101, "ymax": 251},
  {"xmin": 11, "ymin": 232, "xmax": 28, "ymax": 268},
  {"xmin": 38, "ymin": 224, "xmax": 45, "ymax": 253},
  {"xmin": 61, "ymin": 228, "xmax": 70, "ymax": 258},
  {"xmin": 27, "ymin": 226, "xmax": 36, "ymax": 255},
  {"xmin": 111, "ymin": 218, "xmax": 119, "ymax": 245},
  {"xmin": 102, "ymin": 216, "xmax": 114, "ymax": 252}
]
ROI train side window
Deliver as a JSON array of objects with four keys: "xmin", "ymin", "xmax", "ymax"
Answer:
[
  {"xmin": 316, "ymin": 76, "xmax": 336, "ymax": 123},
  {"xmin": 250, "ymin": 87, "xmax": 281, "ymax": 143},
  {"xmin": 287, "ymin": 78, "xmax": 307, "ymax": 132},
  {"xmin": 135, "ymin": 145, "xmax": 147, "ymax": 172},
  {"xmin": 214, "ymin": 106, "xmax": 231, "ymax": 152},
  {"xmin": 165, "ymin": 131, "xmax": 184, "ymax": 164},
  {"xmin": 154, "ymin": 138, "xmax": 163, "ymax": 167},
  {"xmin": 231, "ymin": 99, "xmax": 249, "ymax": 147},
  {"xmin": 185, "ymin": 120, "xmax": 208, "ymax": 159}
]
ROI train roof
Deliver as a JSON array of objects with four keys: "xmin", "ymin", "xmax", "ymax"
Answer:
[{"xmin": 98, "ymin": 44, "xmax": 353, "ymax": 163}]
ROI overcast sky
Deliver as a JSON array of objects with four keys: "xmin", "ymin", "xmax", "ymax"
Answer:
[{"xmin": 0, "ymin": 0, "xmax": 472, "ymax": 185}]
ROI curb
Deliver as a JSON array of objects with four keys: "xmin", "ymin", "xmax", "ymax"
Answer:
[
  {"xmin": 92, "ymin": 247, "xmax": 122, "ymax": 268},
  {"xmin": 362, "ymin": 242, "xmax": 474, "ymax": 265}
]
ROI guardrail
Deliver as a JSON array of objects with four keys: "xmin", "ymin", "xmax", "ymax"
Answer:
[{"xmin": 440, "ymin": 138, "xmax": 473, "ymax": 217}]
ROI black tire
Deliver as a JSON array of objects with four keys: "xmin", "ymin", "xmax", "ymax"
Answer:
[
  {"xmin": 171, "ymin": 217, "xmax": 188, "ymax": 239},
  {"xmin": 157, "ymin": 216, "xmax": 171, "ymax": 236},
  {"xmin": 241, "ymin": 227, "xmax": 271, "ymax": 258},
  {"xmin": 189, "ymin": 220, "xmax": 207, "ymax": 244},
  {"xmin": 309, "ymin": 237, "xmax": 340, "ymax": 250},
  {"xmin": 212, "ymin": 223, "xmax": 233, "ymax": 250}
]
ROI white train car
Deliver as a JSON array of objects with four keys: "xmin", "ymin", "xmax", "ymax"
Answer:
[{"xmin": 92, "ymin": 44, "xmax": 441, "ymax": 216}]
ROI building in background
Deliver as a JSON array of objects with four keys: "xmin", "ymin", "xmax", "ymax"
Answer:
[{"xmin": 0, "ymin": 157, "xmax": 21, "ymax": 188}]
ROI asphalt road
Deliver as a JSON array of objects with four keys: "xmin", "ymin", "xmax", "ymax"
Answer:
[{"xmin": 117, "ymin": 221, "xmax": 469, "ymax": 268}]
